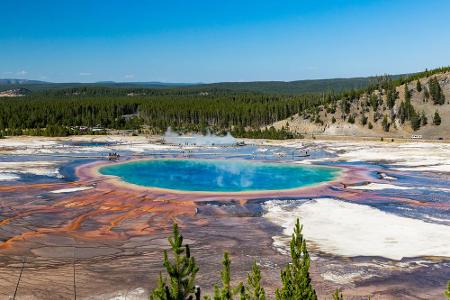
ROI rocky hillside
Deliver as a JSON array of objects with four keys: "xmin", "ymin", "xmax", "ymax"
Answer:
[
  {"xmin": 272, "ymin": 70, "xmax": 450, "ymax": 139},
  {"xmin": 0, "ymin": 88, "xmax": 32, "ymax": 97}
]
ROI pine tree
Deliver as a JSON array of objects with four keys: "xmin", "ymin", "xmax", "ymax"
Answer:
[
  {"xmin": 360, "ymin": 114, "xmax": 368, "ymax": 126},
  {"xmin": 212, "ymin": 252, "xmax": 245, "ymax": 300},
  {"xmin": 424, "ymin": 87, "xmax": 430, "ymax": 101},
  {"xmin": 421, "ymin": 111, "xmax": 428, "ymax": 126},
  {"xmin": 246, "ymin": 261, "xmax": 265, "ymax": 300},
  {"xmin": 410, "ymin": 111, "xmax": 421, "ymax": 131},
  {"xmin": 382, "ymin": 115, "xmax": 390, "ymax": 132},
  {"xmin": 404, "ymin": 84, "xmax": 411, "ymax": 102},
  {"xmin": 433, "ymin": 110, "xmax": 441, "ymax": 126},
  {"xmin": 347, "ymin": 114, "xmax": 355, "ymax": 124},
  {"xmin": 369, "ymin": 94, "xmax": 379, "ymax": 110},
  {"xmin": 398, "ymin": 102, "xmax": 407, "ymax": 124},
  {"xmin": 150, "ymin": 223, "xmax": 200, "ymax": 300},
  {"xmin": 368, "ymin": 122, "xmax": 373, "ymax": 129},
  {"xmin": 386, "ymin": 87, "xmax": 398, "ymax": 109},
  {"xmin": 275, "ymin": 218, "xmax": 317, "ymax": 300},
  {"xmin": 429, "ymin": 77, "xmax": 445, "ymax": 105},
  {"xmin": 332, "ymin": 289, "xmax": 344, "ymax": 300},
  {"xmin": 416, "ymin": 80, "xmax": 422, "ymax": 92}
]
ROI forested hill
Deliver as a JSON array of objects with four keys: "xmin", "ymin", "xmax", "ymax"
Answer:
[
  {"xmin": 0, "ymin": 74, "xmax": 408, "ymax": 95},
  {"xmin": 0, "ymin": 67, "xmax": 448, "ymax": 139},
  {"xmin": 192, "ymin": 75, "xmax": 407, "ymax": 94},
  {"xmin": 0, "ymin": 81, "xmax": 194, "ymax": 93},
  {"xmin": 271, "ymin": 67, "xmax": 450, "ymax": 139}
]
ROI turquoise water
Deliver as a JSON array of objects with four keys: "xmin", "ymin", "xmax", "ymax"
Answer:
[{"xmin": 99, "ymin": 159, "xmax": 340, "ymax": 192}]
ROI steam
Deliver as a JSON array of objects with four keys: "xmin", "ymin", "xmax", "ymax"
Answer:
[{"xmin": 162, "ymin": 127, "xmax": 237, "ymax": 146}]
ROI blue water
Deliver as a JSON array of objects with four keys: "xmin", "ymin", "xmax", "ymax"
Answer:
[{"xmin": 99, "ymin": 159, "xmax": 340, "ymax": 192}]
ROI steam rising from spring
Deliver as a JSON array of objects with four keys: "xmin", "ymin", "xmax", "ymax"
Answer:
[{"xmin": 163, "ymin": 128, "xmax": 237, "ymax": 146}]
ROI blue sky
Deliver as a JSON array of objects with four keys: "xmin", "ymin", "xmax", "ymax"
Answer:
[{"xmin": 1, "ymin": 0, "xmax": 449, "ymax": 83}]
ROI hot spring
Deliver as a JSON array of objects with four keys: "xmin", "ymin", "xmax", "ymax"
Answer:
[{"xmin": 99, "ymin": 159, "xmax": 340, "ymax": 192}]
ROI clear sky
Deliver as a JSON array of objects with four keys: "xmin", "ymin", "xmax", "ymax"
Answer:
[{"xmin": 1, "ymin": 0, "xmax": 449, "ymax": 83}]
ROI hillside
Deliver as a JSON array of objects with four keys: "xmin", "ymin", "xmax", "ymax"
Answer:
[
  {"xmin": 1, "ymin": 67, "xmax": 449, "ymax": 140},
  {"xmin": 193, "ymin": 76, "xmax": 389, "ymax": 94},
  {"xmin": 271, "ymin": 70, "xmax": 450, "ymax": 139},
  {"xmin": 0, "ymin": 88, "xmax": 32, "ymax": 97}
]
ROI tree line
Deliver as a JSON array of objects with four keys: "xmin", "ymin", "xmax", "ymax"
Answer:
[
  {"xmin": 0, "ymin": 91, "xmax": 324, "ymax": 138},
  {"xmin": 0, "ymin": 66, "xmax": 448, "ymax": 138}
]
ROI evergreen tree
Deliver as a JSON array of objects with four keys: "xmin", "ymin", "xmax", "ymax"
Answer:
[
  {"xmin": 275, "ymin": 218, "xmax": 317, "ymax": 300},
  {"xmin": 404, "ymin": 84, "xmax": 411, "ymax": 102},
  {"xmin": 246, "ymin": 261, "xmax": 265, "ymax": 300},
  {"xmin": 340, "ymin": 98, "xmax": 351, "ymax": 115},
  {"xmin": 382, "ymin": 115, "xmax": 390, "ymax": 132},
  {"xmin": 428, "ymin": 77, "xmax": 445, "ymax": 105},
  {"xmin": 332, "ymin": 289, "xmax": 344, "ymax": 300},
  {"xmin": 424, "ymin": 87, "xmax": 430, "ymax": 101},
  {"xmin": 398, "ymin": 102, "xmax": 407, "ymax": 124},
  {"xmin": 416, "ymin": 80, "xmax": 422, "ymax": 92},
  {"xmin": 150, "ymin": 223, "xmax": 199, "ymax": 300},
  {"xmin": 212, "ymin": 252, "xmax": 245, "ymax": 300},
  {"xmin": 369, "ymin": 94, "xmax": 379, "ymax": 110},
  {"xmin": 314, "ymin": 115, "xmax": 322, "ymax": 124},
  {"xmin": 347, "ymin": 114, "xmax": 355, "ymax": 124},
  {"xmin": 360, "ymin": 115, "xmax": 368, "ymax": 126},
  {"xmin": 386, "ymin": 87, "xmax": 398, "ymax": 109},
  {"xmin": 433, "ymin": 110, "xmax": 441, "ymax": 126},
  {"xmin": 421, "ymin": 111, "xmax": 428, "ymax": 126},
  {"xmin": 368, "ymin": 122, "xmax": 373, "ymax": 129},
  {"xmin": 410, "ymin": 111, "xmax": 421, "ymax": 131}
]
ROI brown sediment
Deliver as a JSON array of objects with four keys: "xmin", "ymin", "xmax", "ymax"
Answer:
[{"xmin": 0, "ymin": 158, "xmax": 448, "ymax": 299}]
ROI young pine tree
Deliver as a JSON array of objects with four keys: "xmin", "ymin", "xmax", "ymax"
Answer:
[
  {"xmin": 360, "ymin": 115, "xmax": 368, "ymax": 126},
  {"xmin": 275, "ymin": 218, "xmax": 317, "ymax": 300},
  {"xmin": 150, "ymin": 223, "xmax": 200, "ymax": 300},
  {"xmin": 416, "ymin": 80, "xmax": 422, "ymax": 92},
  {"xmin": 386, "ymin": 88, "xmax": 398, "ymax": 109},
  {"xmin": 382, "ymin": 115, "xmax": 390, "ymax": 132},
  {"xmin": 404, "ymin": 84, "xmax": 411, "ymax": 102},
  {"xmin": 424, "ymin": 87, "xmax": 430, "ymax": 101},
  {"xmin": 429, "ymin": 77, "xmax": 446, "ymax": 105},
  {"xmin": 421, "ymin": 111, "xmax": 428, "ymax": 126},
  {"xmin": 410, "ymin": 111, "xmax": 421, "ymax": 131},
  {"xmin": 246, "ymin": 261, "xmax": 265, "ymax": 300},
  {"xmin": 332, "ymin": 289, "xmax": 344, "ymax": 300},
  {"xmin": 433, "ymin": 110, "xmax": 442, "ymax": 126},
  {"xmin": 211, "ymin": 252, "xmax": 245, "ymax": 300},
  {"xmin": 347, "ymin": 114, "xmax": 355, "ymax": 124}
]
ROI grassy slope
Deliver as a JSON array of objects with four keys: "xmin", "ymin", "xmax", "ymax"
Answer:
[{"xmin": 272, "ymin": 71, "xmax": 450, "ymax": 139}]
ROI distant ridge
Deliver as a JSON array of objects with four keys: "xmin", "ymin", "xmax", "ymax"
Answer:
[
  {"xmin": 193, "ymin": 76, "xmax": 401, "ymax": 94},
  {"xmin": 0, "ymin": 74, "xmax": 409, "ymax": 94},
  {"xmin": 0, "ymin": 80, "xmax": 195, "ymax": 92},
  {"xmin": 0, "ymin": 79, "xmax": 49, "ymax": 85}
]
